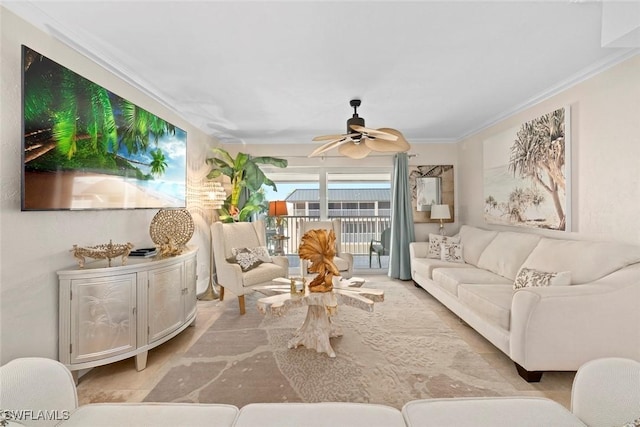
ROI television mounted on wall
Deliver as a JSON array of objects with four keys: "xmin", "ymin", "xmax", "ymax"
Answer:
[{"xmin": 21, "ymin": 45, "xmax": 187, "ymax": 211}]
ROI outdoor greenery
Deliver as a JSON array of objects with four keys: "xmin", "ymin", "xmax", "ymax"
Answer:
[{"xmin": 206, "ymin": 148, "xmax": 287, "ymax": 222}]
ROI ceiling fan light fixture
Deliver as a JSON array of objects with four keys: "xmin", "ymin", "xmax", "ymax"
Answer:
[
  {"xmin": 309, "ymin": 99, "xmax": 408, "ymax": 159},
  {"xmin": 339, "ymin": 140, "xmax": 371, "ymax": 159}
]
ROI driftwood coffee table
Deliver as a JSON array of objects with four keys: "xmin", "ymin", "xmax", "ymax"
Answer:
[{"xmin": 255, "ymin": 278, "xmax": 384, "ymax": 358}]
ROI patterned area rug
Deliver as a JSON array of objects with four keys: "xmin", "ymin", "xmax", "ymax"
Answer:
[{"xmin": 144, "ymin": 279, "xmax": 517, "ymax": 408}]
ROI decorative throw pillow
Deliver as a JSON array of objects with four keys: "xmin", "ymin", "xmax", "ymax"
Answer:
[
  {"xmin": 227, "ymin": 248, "xmax": 263, "ymax": 272},
  {"xmin": 513, "ymin": 267, "xmax": 572, "ymax": 290},
  {"xmin": 427, "ymin": 234, "xmax": 461, "ymax": 259},
  {"xmin": 440, "ymin": 243, "xmax": 464, "ymax": 263},
  {"xmin": 232, "ymin": 246, "xmax": 272, "ymax": 263},
  {"xmin": 619, "ymin": 418, "xmax": 640, "ymax": 427}
]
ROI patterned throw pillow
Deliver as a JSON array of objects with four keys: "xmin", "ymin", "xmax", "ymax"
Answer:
[
  {"xmin": 440, "ymin": 243, "xmax": 464, "ymax": 263},
  {"xmin": 513, "ymin": 267, "xmax": 572, "ymax": 290},
  {"xmin": 232, "ymin": 246, "xmax": 272, "ymax": 263},
  {"xmin": 427, "ymin": 234, "xmax": 461, "ymax": 259},
  {"xmin": 228, "ymin": 248, "xmax": 263, "ymax": 272},
  {"xmin": 620, "ymin": 418, "xmax": 640, "ymax": 427}
]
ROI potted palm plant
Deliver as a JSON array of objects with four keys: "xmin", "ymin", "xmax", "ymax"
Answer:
[{"xmin": 206, "ymin": 148, "xmax": 287, "ymax": 222}]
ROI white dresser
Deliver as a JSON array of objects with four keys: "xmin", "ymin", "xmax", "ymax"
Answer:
[{"xmin": 57, "ymin": 248, "xmax": 197, "ymax": 380}]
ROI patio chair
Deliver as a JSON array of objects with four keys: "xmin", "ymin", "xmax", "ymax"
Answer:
[{"xmin": 369, "ymin": 228, "xmax": 391, "ymax": 268}]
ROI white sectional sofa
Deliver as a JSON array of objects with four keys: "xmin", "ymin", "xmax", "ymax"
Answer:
[
  {"xmin": 410, "ymin": 225, "xmax": 640, "ymax": 381},
  {"xmin": 2, "ymin": 357, "xmax": 639, "ymax": 427}
]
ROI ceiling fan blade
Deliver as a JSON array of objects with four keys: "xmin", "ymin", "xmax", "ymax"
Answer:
[
  {"xmin": 313, "ymin": 133, "xmax": 348, "ymax": 141},
  {"xmin": 313, "ymin": 132, "xmax": 360, "ymax": 142},
  {"xmin": 364, "ymin": 128, "xmax": 411, "ymax": 152},
  {"xmin": 338, "ymin": 142, "xmax": 372, "ymax": 159},
  {"xmin": 308, "ymin": 137, "xmax": 351, "ymax": 157},
  {"xmin": 349, "ymin": 125, "xmax": 398, "ymax": 141}
]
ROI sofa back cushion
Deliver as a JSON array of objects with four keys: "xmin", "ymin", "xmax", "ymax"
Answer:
[
  {"xmin": 521, "ymin": 238, "xmax": 640, "ymax": 284},
  {"xmin": 458, "ymin": 225, "xmax": 498, "ymax": 266},
  {"xmin": 477, "ymin": 232, "xmax": 542, "ymax": 279}
]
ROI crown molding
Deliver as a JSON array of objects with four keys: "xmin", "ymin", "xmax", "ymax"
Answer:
[{"xmin": 457, "ymin": 48, "xmax": 640, "ymax": 142}]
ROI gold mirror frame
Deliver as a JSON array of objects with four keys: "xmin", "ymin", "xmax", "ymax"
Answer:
[{"xmin": 409, "ymin": 165, "xmax": 454, "ymax": 224}]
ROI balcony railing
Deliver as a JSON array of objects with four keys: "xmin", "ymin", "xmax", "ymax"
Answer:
[{"xmin": 268, "ymin": 215, "xmax": 391, "ymax": 256}]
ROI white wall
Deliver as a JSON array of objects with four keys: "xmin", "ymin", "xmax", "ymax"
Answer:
[
  {"xmin": 457, "ymin": 55, "xmax": 640, "ymax": 244},
  {"xmin": 0, "ymin": 7, "xmax": 217, "ymax": 364}
]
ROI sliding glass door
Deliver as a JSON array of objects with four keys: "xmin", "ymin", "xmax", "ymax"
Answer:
[{"xmin": 262, "ymin": 167, "xmax": 391, "ymax": 271}]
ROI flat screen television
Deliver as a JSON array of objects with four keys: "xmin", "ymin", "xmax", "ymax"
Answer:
[{"xmin": 21, "ymin": 45, "xmax": 187, "ymax": 211}]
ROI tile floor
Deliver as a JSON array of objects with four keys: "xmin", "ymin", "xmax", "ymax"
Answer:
[{"xmin": 75, "ymin": 276, "xmax": 575, "ymax": 409}]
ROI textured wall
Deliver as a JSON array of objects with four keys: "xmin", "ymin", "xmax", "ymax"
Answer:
[
  {"xmin": 0, "ymin": 7, "xmax": 217, "ymax": 363},
  {"xmin": 457, "ymin": 55, "xmax": 640, "ymax": 244}
]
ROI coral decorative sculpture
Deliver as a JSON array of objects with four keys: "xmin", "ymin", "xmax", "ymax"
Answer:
[
  {"xmin": 71, "ymin": 240, "xmax": 134, "ymax": 268},
  {"xmin": 298, "ymin": 228, "xmax": 340, "ymax": 293}
]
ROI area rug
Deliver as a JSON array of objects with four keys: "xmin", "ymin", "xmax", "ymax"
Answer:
[{"xmin": 144, "ymin": 279, "xmax": 517, "ymax": 409}]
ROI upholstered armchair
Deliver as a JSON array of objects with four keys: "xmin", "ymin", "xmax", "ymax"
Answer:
[
  {"xmin": 298, "ymin": 219, "xmax": 353, "ymax": 279},
  {"xmin": 211, "ymin": 220, "xmax": 289, "ymax": 314}
]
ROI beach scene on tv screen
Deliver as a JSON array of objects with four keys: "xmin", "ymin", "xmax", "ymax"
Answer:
[{"xmin": 22, "ymin": 46, "xmax": 187, "ymax": 210}]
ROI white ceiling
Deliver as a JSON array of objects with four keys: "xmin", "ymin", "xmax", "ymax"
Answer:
[{"xmin": 4, "ymin": 1, "xmax": 638, "ymax": 146}]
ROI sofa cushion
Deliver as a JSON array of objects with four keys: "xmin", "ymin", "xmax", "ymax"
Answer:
[
  {"xmin": 477, "ymin": 232, "xmax": 542, "ymax": 280},
  {"xmin": 235, "ymin": 402, "xmax": 406, "ymax": 427},
  {"xmin": 433, "ymin": 268, "xmax": 512, "ymax": 297},
  {"xmin": 402, "ymin": 397, "xmax": 585, "ymax": 427},
  {"xmin": 428, "ymin": 234, "xmax": 460, "ymax": 259},
  {"xmin": 412, "ymin": 257, "xmax": 473, "ymax": 280},
  {"xmin": 458, "ymin": 284, "xmax": 514, "ymax": 331},
  {"xmin": 513, "ymin": 267, "xmax": 572, "ymax": 290},
  {"xmin": 521, "ymin": 237, "xmax": 640, "ymax": 284},
  {"xmin": 62, "ymin": 403, "xmax": 239, "ymax": 427},
  {"xmin": 440, "ymin": 243, "xmax": 464, "ymax": 263},
  {"xmin": 458, "ymin": 225, "xmax": 498, "ymax": 266}
]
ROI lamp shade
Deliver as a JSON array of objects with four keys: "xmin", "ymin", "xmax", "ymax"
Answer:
[
  {"xmin": 430, "ymin": 204, "xmax": 451, "ymax": 220},
  {"xmin": 268, "ymin": 201, "xmax": 288, "ymax": 217},
  {"xmin": 202, "ymin": 181, "xmax": 226, "ymax": 209}
]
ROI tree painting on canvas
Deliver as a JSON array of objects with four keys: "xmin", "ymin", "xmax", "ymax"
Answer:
[{"xmin": 483, "ymin": 107, "xmax": 570, "ymax": 231}]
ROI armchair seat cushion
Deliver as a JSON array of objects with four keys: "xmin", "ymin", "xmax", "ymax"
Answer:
[{"xmin": 242, "ymin": 262, "xmax": 288, "ymax": 287}]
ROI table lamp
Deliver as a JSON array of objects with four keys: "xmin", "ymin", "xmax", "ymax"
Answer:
[
  {"xmin": 430, "ymin": 204, "xmax": 451, "ymax": 236},
  {"xmin": 268, "ymin": 200, "xmax": 288, "ymax": 235}
]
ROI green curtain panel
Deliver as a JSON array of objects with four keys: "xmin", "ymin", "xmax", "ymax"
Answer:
[{"xmin": 389, "ymin": 153, "xmax": 416, "ymax": 280}]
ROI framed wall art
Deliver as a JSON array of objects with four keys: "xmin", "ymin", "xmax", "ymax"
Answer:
[
  {"xmin": 409, "ymin": 165, "xmax": 454, "ymax": 223},
  {"xmin": 483, "ymin": 106, "xmax": 571, "ymax": 231},
  {"xmin": 21, "ymin": 45, "xmax": 187, "ymax": 211}
]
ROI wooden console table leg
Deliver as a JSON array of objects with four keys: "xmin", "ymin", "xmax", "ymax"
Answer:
[
  {"xmin": 288, "ymin": 305, "xmax": 341, "ymax": 357},
  {"xmin": 135, "ymin": 351, "xmax": 148, "ymax": 371}
]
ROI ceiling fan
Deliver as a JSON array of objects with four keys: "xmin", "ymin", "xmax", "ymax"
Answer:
[{"xmin": 309, "ymin": 99, "xmax": 410, "ymax": 159}]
